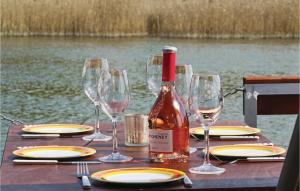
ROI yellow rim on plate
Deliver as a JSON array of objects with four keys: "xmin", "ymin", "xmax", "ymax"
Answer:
[
  {"xmin": 13, "ymin": 146, "xmax": 96, "ymax": 159},
  {"xmin": 190, "ymin": 126, "xmax": 261, "ymax": 136},
  {"xmin": 209, "ymin": 144, "xmax": 286, "ymax": 158},
  {"xmin": 22, "ymin": 124, "xmax": 94, "ymax": 134},
  {"xmin": 91, "ymin": 167, "xmax": 186, "ymax": 184}
]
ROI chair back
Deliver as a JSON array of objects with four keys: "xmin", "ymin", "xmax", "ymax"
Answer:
[{"xmin": 276, "ymin": 115, "xmax": 299, "ymax": 191}]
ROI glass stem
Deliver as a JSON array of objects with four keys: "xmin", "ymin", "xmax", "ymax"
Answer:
[
  {"xmin": 112, "ymin": 118, "xmax": 118, "ymax": 154},
  {"xmin": 203, "ymin": 126, "xmax": 211, "ymax": 165},
  {"xmin": 95, "ymin": 105, "xmax": 101, "ymax": 134}
]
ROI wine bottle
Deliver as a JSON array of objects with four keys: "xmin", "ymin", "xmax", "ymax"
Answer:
[{"xmin": 148, "ymin": 46, "xmax": 190, "ymax": 163}]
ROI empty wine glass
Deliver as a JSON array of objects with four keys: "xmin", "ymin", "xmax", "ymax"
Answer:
[
  {"xmin": 175, "ymin": 64, "xmax": 197, "ymax": 154},
  {"xmin": 82, "ymin": 58, "xmax": 112, "ymax": 142},
  {"xmin": 175, "ymin": 64, "xmax": 193, "ymax": 111},
  {"xmin": 98, "ymin": 68, "xmax": 133, "ymax": 163},
  {"xmin": 188, "ymin": 74, "xmax": 225, "ymax": 174},
  {"xmin": 146, "ymin": 54, "xmax": 162, "ymax": 97}
]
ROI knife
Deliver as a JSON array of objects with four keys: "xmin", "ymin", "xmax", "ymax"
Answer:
[
  {"xmin": 21, "ymin": 134, "xmax": 60, "ymax": 138},
  {"xmin": 196, "ymin": 142, "xmax": 273, "ymax": 150},
  {"xmin": 245, "ymin": 157, "xmax": 285, "ymax": 162},
  {"xmin": 217, "ymin": 135, "xmax": 260, "ymax": 140},
  {"xmin": 21, "ymin": 134, "xmax": 83, "ymax": 138},
  {"xmin": 191, "ymin": 134, "xmax": 260, "ymax": 140},
  {"xmin": 237, "ymin": 143, "xmax": 274, "ymax": 146},
  {"xmin": 183, "ymin": 175, "xmax": 193, "ymax": 188},
  {"xmin": 13, "ymin": 159, "xmax": 102, "ymax": 164},
  {"xmin": 229, "ymin": 157, "xmax": 285, "ymax": 164}
]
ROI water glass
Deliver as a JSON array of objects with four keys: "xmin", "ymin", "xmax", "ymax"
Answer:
[{"xmin": 124, "ymin": 114, "xmax": 149, "ymax": 146}]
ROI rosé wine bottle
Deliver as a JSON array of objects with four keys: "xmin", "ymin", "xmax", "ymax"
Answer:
[{"xmin": 148, "ymin": 46, "xmax": 190, "ymax": 163}]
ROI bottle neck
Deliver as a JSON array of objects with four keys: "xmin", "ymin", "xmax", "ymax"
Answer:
[
  {"xmin": 161, "ymin": 81, "xmax": 175, "ymax": 87},
  {"xmin": 162, "ymin": 51, "xmax": 176, "ymax": 82},
  {"xmin": 161, "ymin": 81, "xmax": 176, "ymax": 93}
]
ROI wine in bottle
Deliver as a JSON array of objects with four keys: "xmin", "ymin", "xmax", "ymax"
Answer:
[{"xmin": 148, "ymin": 46, "xmax": 190, "ymax": 163}]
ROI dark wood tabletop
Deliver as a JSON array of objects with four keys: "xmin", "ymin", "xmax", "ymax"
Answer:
[{"xmin": 0, "ymin": 121, "xmax": 284, "ymax": 191}]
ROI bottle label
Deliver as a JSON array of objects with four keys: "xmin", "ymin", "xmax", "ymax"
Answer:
[{"xmin": 149, "ymin": 129, "xmax": 173, "ymax": 152}]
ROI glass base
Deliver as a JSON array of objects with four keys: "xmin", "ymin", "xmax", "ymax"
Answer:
[
  {"xmin": 189, "ymin": 163, "xmax": 225, "ymax": 175},
  {"xmin": 189, "ymin": 147, "xmax": 197, "ymax": 154},
  {"xmin": 82, "ymin": 132, "xmax": 112, "ymax": 142},
  {"xmin": 98, "ymin": 152, "xmax": 133, "ymax": 163}
]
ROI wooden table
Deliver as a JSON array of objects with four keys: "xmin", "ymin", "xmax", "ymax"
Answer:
[{"xmin": 0, "ymin": 121, "xmax": 283, "ymax": 191}]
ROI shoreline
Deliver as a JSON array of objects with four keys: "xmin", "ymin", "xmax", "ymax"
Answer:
[{"xmin": 1, "ymin": 32, "xmax": 299, "ymax": 39}]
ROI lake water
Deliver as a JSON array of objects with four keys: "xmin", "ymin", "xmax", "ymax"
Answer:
[{"xmin": 1, "ymin": 37, "xmax": 299, "ymax": 158}]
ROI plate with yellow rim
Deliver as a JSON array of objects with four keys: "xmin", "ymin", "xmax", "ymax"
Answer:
[
  {"xmin": 190, "ymin": 126, "xmax": 261, "ymax": 137},
  {"xmin": 91, "ymin": 167, "xmax": 186, "ymax": 184},
  {"xmin": 13, "ymin": 146, "xmax": 96, "ymax": 159},
  {"xmin": 22, "ymin": 124, "xmax": 94, "ymax": 134},
  {"xmin": 209, "ymin": 144, "xmax": 286, "ymax": 158}
]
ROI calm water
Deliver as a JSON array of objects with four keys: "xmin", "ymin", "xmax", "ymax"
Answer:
[{"xmin": 1, "ymin": 37, "xmax": 299, "ymax": 158}]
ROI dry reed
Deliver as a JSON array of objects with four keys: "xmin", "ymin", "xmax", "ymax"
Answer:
[{"xmin": 1, "ymin": 0, "xmax": 299, "ymax": 38}]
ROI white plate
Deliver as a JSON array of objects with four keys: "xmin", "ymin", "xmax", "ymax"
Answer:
[
  {"xmin": 13, "ymin": 146, "xmax": 96, "ymax": 159},
  {"xmin": 190, "ymin": 126, "xmax": 261, "ymax": 136},
  {"xmin": 210, "ymin": 144, "xmax": 286, "ymax": 158},
  {"xmin": 91, "ymin": 167, "xmax": 185, "ymax": 184}
]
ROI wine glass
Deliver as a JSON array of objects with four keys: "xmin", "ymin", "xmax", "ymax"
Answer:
[
  {"xmin": 188, "ymin": 74, "xmax": 225, "ymax": 174},
  {"xmin": 98, "ymin": 68, "xmax": 133, "ymax": 162},
  {"xmin": 82, "ymin": 58, "xmax": 112, "ymax": 142},
  {"xmin": 146, "ymin": 54, "xmax": 162, "ymax": 97},
  {"xmin": 175, "ymin": 64, "xmax": 193, "ymax": 111},
  {"xmin": 175, "ymin": 64, "xmax": 197, "ymax": 154}
]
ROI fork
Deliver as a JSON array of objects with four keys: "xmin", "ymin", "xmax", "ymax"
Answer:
[
  {"xmin": 77, "ymin": 162, "xmax": 91, "ymax": 189},
  {"xmin": 226, "ymin": 156, "xmax": 285, "ymax": 164}
]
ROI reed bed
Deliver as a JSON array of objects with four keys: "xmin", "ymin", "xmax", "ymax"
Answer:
[{"xmin": 1, "ymin": 0, "xmax": 299, "ymax": 38}]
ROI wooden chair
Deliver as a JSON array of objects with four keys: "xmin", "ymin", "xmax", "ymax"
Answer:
[
  {"xmin": 276, "ymin": 115, "xmax": 299, "ymax": 191},
  {"xmin": 243, "ymin": 76, "xmax": 300, "ymax": 127}
]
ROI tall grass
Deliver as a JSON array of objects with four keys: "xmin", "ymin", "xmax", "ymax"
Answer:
[{"xmin": 1, "ymin": 0, "xmax": 299, "ymax": 38}]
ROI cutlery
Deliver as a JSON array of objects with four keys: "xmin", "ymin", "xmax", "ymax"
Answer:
[
  {"xmin": 239, "ymin": 142, "xmax": 274, "ymax": 146},
  {"xmin": 196, "ymin": 143, "xmax": 273, "ymax": 150},
  {"xmin": 77, "ymin": 162, "xmax": 92, "ymax": 189},
  {"xmin": 217, "ymin": 135, "xmax": 260, "ymax": 140},
  {"xmin": 228, "ymin": 156, "xmax": 285, "ymax": 164},
  {"xmin": 21, "ymin": 134, "xmax": 60, "ymax": 138},
  {"xmin": 190, "ymin": 133, "xmax": 199, "ymax": 139},
  {"xmin": 183, "ymin": 175, "xmax": 193, "ymax": 188},
  {"xmin": 13, "ymin": 159, "xmax": 102, "ymax": 165},
  {"xmin": 21, "ymin": 134, "xmax": 83, "ymax": 138},
  {"xmin": 191, "ymin": 134, "xmax": 260, "ymax": 140}
]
